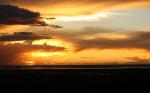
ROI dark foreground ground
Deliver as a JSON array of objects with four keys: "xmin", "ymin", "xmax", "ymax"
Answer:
[{"xmin": 0, "ymin": 64, "xmax": 150, "ymax": 91}]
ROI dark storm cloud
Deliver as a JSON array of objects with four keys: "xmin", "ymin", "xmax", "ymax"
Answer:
[
  {"xmin": 0, "ymin": 5, "xmax": 48, "ymax": 26},
  {"xmin": 50, "ymin": 28, "xmax": 150, "ymax": 51},
  {"xmin": 0, "ymin": 43, "xmax": 65, "ymax": 52},
  {"xmin": 0, "ymin": 32, "xmax": 49, "ymax": 41},
  {"xmin": 0, "ymin": 43, "xmax": 65, "ymax": 65},
  {"xmin": 0, "ymin": 31, "xmax": 65, "ymax": 65}
]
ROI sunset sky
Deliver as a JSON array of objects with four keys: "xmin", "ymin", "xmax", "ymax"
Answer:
[{"xmin": 0, "ymin": 0, "xmax": 150, "ymax": 65}]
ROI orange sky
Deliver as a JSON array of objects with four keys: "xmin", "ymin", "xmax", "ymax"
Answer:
[
  {"xmin": 9, "ymin": 0, "xmax": 150, "ymax": 16},
  {"xmin": 0, "ymin": 0, "xmax": 150, "ymax": 65}
]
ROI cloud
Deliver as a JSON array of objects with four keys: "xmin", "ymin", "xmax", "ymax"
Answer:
[
  {"xmin": 74, "ymin": 31, "xmax": 150, "ymax": 51},
  {"xmin": 0, "ymin": 32, "xmax": 49, "ymax": 41},
  {"xmin": 0, "ymin": 42, "xmax": 65, "ymax": 65},
  {"xmin": 0, "ymin": 43, "xmax": 65, "ymax": 52},
  {"xmin": 0, "ymin": 5, "xmax": 48, "ymax": 26},
  {"xmin": 1, "ymin": 0, "xmax": 149, "ymax": 16},
  {"xmin": 0, "ymin": 31, "xmax": 65, "ymax": 65},
  {"xmin": 125, "ymin": 56, "xmax": 150, "ymax": 64},
  {"xmin": 49, "ymin": 28, "xmax": 150, "ymax": 51}
]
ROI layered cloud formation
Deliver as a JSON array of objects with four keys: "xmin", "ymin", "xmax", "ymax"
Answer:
[
  {"xmin": 49, "ymin": 28, "xmax": 150, "ymax": 51},
  {"xmin": 0, "ymin": 43, "xmax": 65, "ymax": 65},
  {"xmin": 0, "ymin": 32, "xmax": 49, "ymax": 41},
  {"xmin": 0, "ymin": 32, "xmax": 65, "ymax": 65}
]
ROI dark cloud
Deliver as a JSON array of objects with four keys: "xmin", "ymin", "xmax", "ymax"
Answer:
[
  {"xmin": 0, "ymin": 32, "xmax": 49, "ymax": 41},
  {"xmin": 0, "ymin": 5, "xmax": 48, "ymax": 26},
  {"xmin": 0, "ymin": 31, "xmax": 66, "ymax": 65},
  {"xmin": 0, "ymin": 43, "xmax": 65, "ymax": 65},
  {"xmin": 0, "ymin": 43, "xmax": 65, "ymax": 52},
  {"xmin": 49, "ymin": 28, "xmax": 150, "ymax": 51}
]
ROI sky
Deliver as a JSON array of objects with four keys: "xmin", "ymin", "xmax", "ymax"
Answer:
[{"xmin": 0, "ymin": 0, "xmax": 150, "ymax": 65}]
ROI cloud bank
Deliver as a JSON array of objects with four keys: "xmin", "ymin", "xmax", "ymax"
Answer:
[
  {"xmin": 0, "ymin": 32, "xmax": 49, "ymax": 41},
  {"xmin": 50, "ymin": 28, "xmax": 150, "ymax": 51}
]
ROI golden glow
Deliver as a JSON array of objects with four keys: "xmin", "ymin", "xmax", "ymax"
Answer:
[
  {"xmin": 3, "ymin": 41, "xmax": 26, "ymax": 45},
  {"xmin": 53, "ymin": 12, "xmax": 113, "ymax": 21},
  {"xmin": 100, "ymin": 33, "xmax": 130, "ymax": 40},
  {"xmin": 32, "ymin": 39, "xmax": 63, "ymax": 46},
  {"xmin": 32, "ymin": 39, "xmax": 74, "ymax": 51},
  {"xmin": 20, "ymin": 48, "xmax": 150, "ymax": 65},
  {"xmin": 55, "ymin": 49, "xmax": 150, "ymax": 64},
  {"xmin": 0, "ymin": 25, "xmax": 29, "ymax": 33},
  {"xmin": 21, "ymin": 51, "xmax": 66, "ymax": 65},
  {"xmin": 42, "ymin": 12, "xmax": 112, "ymax": 23},
  {"xmin": 20, "ymin": 0, "xmax": 150, "ymax": 18},
  {"xmin": 111, "ymin": 1, "xmax": 150, "ymax": 10},
  {"xmin": 25, "ymin": 61, "xmax": 35, "ymax": 66},
  {"xmin": 1, "ymin": 1, "xmax": 150, "ymax": 66},
  {"xmin": 30, "ymin": 51, "xmax": 65, "ymax": 57},
  {"xmin": 33, "ymin": 2, "xmax": 109, "ymax": 17},
  {"xmin": 81, "ymin": 33, "xmax": 131, "ymax": 40}
]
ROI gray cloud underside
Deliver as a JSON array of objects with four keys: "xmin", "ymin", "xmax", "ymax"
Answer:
[
  {"xmin": 49, "ymin": 28, "xmax": 150, "ymax": 51},
  {"xmin": 0, "ymin": 32, "xmax": 49, "ymax": 41}
]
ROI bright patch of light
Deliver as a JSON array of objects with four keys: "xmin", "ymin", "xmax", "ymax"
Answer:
[
  {"xmin": 81, "ymin": 33, "xmax": 131, "ymax": 40},
  {"xmin": 3, "ymin": 41, "xmax": 26, "ymax": 45},
  {"xmin": 32, "ymin": 39, "xmax": 74, "ymax": 50},
  {"xmin": 32, "ymin": 39, "xmax": 63, "ymax": 47},
  {"xmin": 30, "ymin": 51, "xmax": 65, "ymax": 57},
  {"xmin": 25, "ymin": 61, "xmax": 35, "ymax": 66},
  {"xmin": 55, "ymin": 12, "xmax": 114, "ymax": 21}
]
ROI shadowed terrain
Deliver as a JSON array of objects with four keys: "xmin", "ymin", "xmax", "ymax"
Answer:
[{"xmin": 0, "ymin": 65, "xmax": 150, "ymax": 91}]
